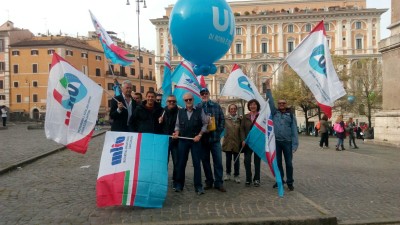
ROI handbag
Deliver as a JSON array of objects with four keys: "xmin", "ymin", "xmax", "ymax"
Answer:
[{"xmin": 207, "ymin": 116, "xmax": 216, "ymax": 132}]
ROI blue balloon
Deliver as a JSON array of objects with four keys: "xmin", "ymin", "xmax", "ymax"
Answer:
[
  {"xmin": 169, "ymin": 0, "xmax": 235, "ymax": 76},
  {"xmin": 348, "ymin": 95, "xmax": 355, "ymax": 104}
]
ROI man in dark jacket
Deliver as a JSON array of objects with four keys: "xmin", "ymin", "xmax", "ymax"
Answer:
[
  {"xmin": 130, "ymin": 90, "xmax": 163, "ymax": 134},
  {"xmin": 109, "ymin": 80, "xmax": 136, "ymax": 132},
  {"xmin": 159, "ymin": 95, "xmax": 179, "ymax": 188}
]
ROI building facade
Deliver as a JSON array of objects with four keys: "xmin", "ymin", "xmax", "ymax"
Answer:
[
  {"xmin": 4, "ymin": 27, "xmax": 156, "ymax": 120},
  {"xmin": 151, "ymin": 0, "xmax": 387, "ymax": 126}
]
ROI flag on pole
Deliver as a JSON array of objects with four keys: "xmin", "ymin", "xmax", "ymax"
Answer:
[
  {"xmin": 89, "ymin": 10, "xmax": 134, "ymax": 66},
  {"xmin": 170, "ymin": 60, "xmax": 195, "ymax": 84},
  {"xmin": 113, "ymin": 78, "xmax": 121, "ymax": 97},
  {"xmin": 286, "ymin": 20, "xmax": 346, "ymax": 118},
  {"xmin": 161, "ymin": 37, "xmax": 172, "ymax": 107},
  {"xmin": 197, "ymin": 75, "xmax": 207, "ymax": 88},
  {"xmin": 245, "ymin": 101, "xmax": 284, "ymax": 197},
  {"xmin": 97, "ymin": 131, "xmax": 169, "ymax": 208},
  {"xmin": 173, "ymin": 71, "xmax": 202, "ymax": 108},
  {"xmin": 45, "ymin": 53, "xmax": 103, "ymax": 154},
  {"xmin": 220, "ymin": 64, "xmax": 265, "ymax": 108}
]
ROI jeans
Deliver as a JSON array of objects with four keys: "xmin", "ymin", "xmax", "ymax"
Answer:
[
  {"xmin": 168, "ymin": 138, "xmax": 179, "ymax": 186},
  {"xmin": 201, "ymin": 140, "xmax": 224, "ymax": 188},
  {"xmin": 175, "ymin": 139, "xmax": 203, "ymax": 191},
  {"xmin": 319, "ymin": 132, "xmax": 329, "ymax": 147},
  {"xmin": 336, "ymin": 137, "xmax": 344, "ymax": 147},
  {"xmin": 349, "ymin": 134, "xmax": 358, "ymax": 147},
  {"xmin": 243, "ymin": 146, "xmax": 261, "ymax": 183},
  {"xmin": 276, "ymin": 140, "xmax": 294, "ymax": 185},
  {"xmin": 2, "ymin": 117, "xmax": 6, "ymax": 127},
  {"xmin": 225, "ymin": 152, "xmax": 240, "ymax": 176}
]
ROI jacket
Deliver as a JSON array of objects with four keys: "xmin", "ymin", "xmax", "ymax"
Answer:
[
  {"xmin": 266, "ymin": 90, "xmax": 299, "ymax": 151},
  {"xmin": 130, "ymin": 101, "xmax": 164, "ymax": 134},
  {"xmin": 109, "ymin": 95, "xmax": 137, "ymax": 132},
  {"xmin": 222, "ymin": 115, "xmax": 242, "ymax": 153},
  {"xmin": 197, "ymin": 100, "xmax": 225, "ymax": 142}
]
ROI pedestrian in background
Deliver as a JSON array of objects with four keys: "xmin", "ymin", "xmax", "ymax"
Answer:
[
  {"xmin": 1, "ymin": 105, "xmax": 7, "ymax": 127},
  {"xmin": 240, "ymin": 99, "xmax": 261, "ymax": 187},
  {"xmin": 333, "ymin": 115, "xmax": 346, "ymax": 151},
  {"xmin": 318, "ymin": 114, "xmax": 329, "ymax": 149},
  {"xmin": 346, "ymin": 117, "xmax": 359, "ymax": 149},
  {"xmin": 222, "ymin": 103, "xmax": 242, "ymax": 184}
]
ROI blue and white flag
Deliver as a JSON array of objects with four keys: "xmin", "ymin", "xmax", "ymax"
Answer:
[
  {"xmin": 245, "ymin": 102, "xmax": 284, "ymax": 197},
  {"xmin": 173, "ymin": 70, "xmax": 202, "ymax": 108},
  {"xmin": 220, "ymin": 64, "xmax": 266, "ymax": 108},
  {"xmin": 161, "ymin": 37, "xmax": 172, "ymax": 107},
  {"xmin": 171, "ymin": 60, "xmax": 195, "ymax": 84}
]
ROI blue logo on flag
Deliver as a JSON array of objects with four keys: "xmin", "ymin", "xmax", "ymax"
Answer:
[
  {"xmin": 309, "ymin": 44, "xmax": 327, "ymax": 77},
  {"xmin": 238, "ymin": 76, "xmax": 254, "ymax": 94}
]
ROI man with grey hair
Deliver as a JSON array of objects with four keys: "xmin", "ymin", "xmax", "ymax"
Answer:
[{"xmin": 109, "ymin": 80, "xmax": 137, "ymax": 132}]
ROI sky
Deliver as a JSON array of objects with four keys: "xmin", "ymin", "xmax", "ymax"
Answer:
[{"xmin": 1, "ymin": 0, "xmax": 392, "ymax": 51}]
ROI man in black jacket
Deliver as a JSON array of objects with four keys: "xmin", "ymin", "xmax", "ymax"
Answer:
[
  {"xmin": 109, "ymin": 80, "xmax": 136, "ymax": 132},
  {"xmin": 130, "ymin": 90, "xmax": 163, "ymax": 134},
  {"xmin": 159, "ymin": 95, "xmax": 179, "ymax": 188}
]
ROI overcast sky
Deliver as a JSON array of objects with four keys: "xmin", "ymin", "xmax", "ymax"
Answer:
[{"xmin": 1, "ymin": 0, "xmax": 392, "ymax": 51}]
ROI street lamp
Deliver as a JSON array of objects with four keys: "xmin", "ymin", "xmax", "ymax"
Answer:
[{"xmin": 126, "ymin": 0, "xmax": 147, "ymax": 93}]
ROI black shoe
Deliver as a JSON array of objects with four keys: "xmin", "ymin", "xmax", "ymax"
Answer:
[
  {"xmin": 196, "ymin": 188, "xmax": 205, "ymax": 195},
  {"xmin": 215, "ymin": 186, "xmax": 226, "ymax": 192},
  {"xmin": 288, "ymin": 184, "xmax": 294, "ymax": 191},
  {"xmin": 204, "ymin": 184, "xmax": 213, "ymax": 190},
  {"xmin": 174, "ymin": 188, "xmax": 182, "ymax": 192},
  {"xmin": 354, "ymin": 146, "xmax": 359, "ymax": 149},
  {"xmin": 253, "ymin": 180, "xmax": 260, "ymax": 187},
  {"xmin": 245, "ymin": 182, "xmax": 251, "ymax": 187},
  {"xmin": 272, "ymin": 183, "xmax": 278, "ymax": 188}
]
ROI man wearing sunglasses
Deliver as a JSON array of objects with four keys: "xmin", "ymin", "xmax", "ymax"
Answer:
[
  {"xmin": 172, "ymin": 93, "xmax": 208, "ymax": 195},
  {"xmin": 265, "ymin": 79, "xmax": 299, "ymax": 191},
  {"xmin": 159, "ymin": 95, "xmax": 179, "ymax": 188},
  {"xmin": 156, "ymin": 94, "xmax": 163, "ymax": 103},
  {"xmin": 197, "ymin": 88, "xmax": 226, "ymax": 192}
]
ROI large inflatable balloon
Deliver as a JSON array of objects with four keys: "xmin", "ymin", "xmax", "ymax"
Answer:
[{"xmin": 169, "ymin": 0, "xmax": 235, "ymax": 76}]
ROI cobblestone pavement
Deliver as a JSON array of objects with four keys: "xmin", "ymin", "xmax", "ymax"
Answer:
[{"xmin": 0, "ymin": 125, "xmax": 399, "ymax": 225}]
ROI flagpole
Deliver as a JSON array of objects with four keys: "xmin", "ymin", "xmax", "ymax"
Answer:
[
  {"xmin": 233, "ymin": 145, "xmax": 245, "ymax": 164},
  {"xmin": 102, "ymin": 89, "xmax": 127, "ymax": 109}
]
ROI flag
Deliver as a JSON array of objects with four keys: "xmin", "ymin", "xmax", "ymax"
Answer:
[
  {"xmin": 97, "ymin": 131, "xmax": 169, "ymax": 208},
  {"xmin": 286, "ymin": 20, "xmax": 346, "ymax": 118},
  {"xmin": 45, "ymin": 53, "xmax": 103, "ymax": 154},
  {"xmin": 220, "ymin": 64, "xmax": 265, "ymax": 108},
  {"xmin": 245, "ymin": 101, "xmax": 284, "ymax": 197},
  {"xmin": 170, "ymin": 60, "xmax": 195, "ymax": 84},
  {"xmin": 161, "ymin": 37, "xmax": 172, "ymax": 107},
  {"xmin": 173, "ymin": 71, "xmax": 202, "ymax": 108},
  {"xmin": 197, "ymin": 75, "xmax": 207, "ymax": 88},
  {"xmin": 113, "ymin": 78, "xmax": 121, "ymax": 97},
  {"xmin": 89, "ymin": 10, "xmax": 134, "ymax": 66}
]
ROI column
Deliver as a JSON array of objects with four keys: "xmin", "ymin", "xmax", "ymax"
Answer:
[
  {"xmin": 278, "ymin": 23, "xmax": 284, "ymax": 57},
  {"xmin": 336, "ymin": 20, "xmax": 343, "ymax": 55},
  {"xmin": 367, "ymin": 18, "xmax": 373, "ymax": 54},
  {"xmin": 346, "ymin": 20, "xmax": 352, "ymax": 55},
  {"xmin": 246, "ymin": 24, "xmax": 252, "ymax": 58}
]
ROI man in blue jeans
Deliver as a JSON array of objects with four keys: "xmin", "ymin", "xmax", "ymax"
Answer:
[
  {"xmin": 197, "ymin": 88, "xmax": 226, "ymax": 192},
  {"xmin": 265, "ymin": 80, "xmax": 299, "ymax": 191}
]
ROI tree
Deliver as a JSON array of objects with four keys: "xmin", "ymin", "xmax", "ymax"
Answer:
[{"xmin": 348, "ymin": 58, "xmax": 382, "ymax": 127}]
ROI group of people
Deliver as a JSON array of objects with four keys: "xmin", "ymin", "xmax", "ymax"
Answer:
[
  {"xmin": 109, "ymin": 79, "xmax": 299, "ymax": 195},
  {"xmin": 318, "ymin": 115, "xmax": 361, "ymax": 151}
]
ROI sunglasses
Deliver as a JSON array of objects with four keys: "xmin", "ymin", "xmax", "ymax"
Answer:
[
  {"xmin": 200, "ymin": 92, "xmax": 209, "ymax": 96},
  {"xmin": 167, "ymin": 100, "xmax": 176, "ymax": 103},
  {"xmin": 278, "ymin": 102, "xmax": 286, "ymax": 105},
  {"xmin": 184, "ymin": 98, "xmax": 193, "ymax": 102},
  {"xmin": 156, "ymin": 99, "xmax": 161, "ymax": 102}
]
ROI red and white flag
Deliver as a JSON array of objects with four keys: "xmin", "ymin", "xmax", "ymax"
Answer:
[
  {"xmin": 286, "ymin": 20, "xmax": 345, "ymax": 118},
  {"xmin": 45, "ymin": 53, "xmax": 102, "ymax": 154}
]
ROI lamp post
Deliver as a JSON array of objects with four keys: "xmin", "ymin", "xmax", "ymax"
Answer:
[{"xmin": 126, "ymin": 0, "xmax": 147, "ymax": 93}]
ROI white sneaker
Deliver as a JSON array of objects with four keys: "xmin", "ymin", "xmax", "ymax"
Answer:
[
  {"xmin": 234, "ymin": 176, "xmax": 240, "ymax": 183},
  {"xmin": 223, "ymin": 174, "xmax": 231, "ymax": 181}
]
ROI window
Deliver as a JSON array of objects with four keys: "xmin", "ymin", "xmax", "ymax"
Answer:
[
  {"xmin": 139, "ymin": 56, "xmax": 143, "ymax": 63},
  {"xmin": 0, "ymin": 62, "xmax": 4, "ymax": 71},
  {"xmin": 108, "ymin": 99, "xmax": 113, "ymax": 108},
  {"xmin": 0, "ymin": 39, "xmax": 4, "ymax": 52},
  {"xmin": 95, "ymin": 55, "xmax": 102, "ymax": 61},
  {"xmin": 220, "ymin": 66, "xmax": 226, "ymax": 73},
  {"xmin": 82, "ymin": 66, "xmax": 88, "ymax": 75},
  {"xmin": 0, "ymin": 95, "xmax": 5, "ymax": 100},
  {"xmin": 235, "ymin": 43, "xmax": 242, "ymax": 54},
  {"xmin": 13, "ymin": 82, "xmax": 18, "ymax": 88},
  {"xmin": 130, "ymin": 68, "xmax": 135, "ymax": 75},
  {"xmin": 12, "ymin": 50, "xmax": 20, "ymax": 56},
  {"xmin": 262, "ymin": 64, "xmax": 268, "ymax": 72},
  {"xmin": 13, "ymin": 65, "xmax": 18, "ymax": 74},
  {"xmin": 140, "ymin": 86, "xmax": 144, "ymax": 93},
  {"xmin": 107, "ymin": 83, "xmax": 114, "ymax": 90},
  {"xmin": 33, "ymin": 94, "xmax": 38, "ymax": 102},
  {"xmin": 306, "ymin": 24, "xmax": 311, "ymax": 32},
  {"xmin": 261, "ymin": 43, "xmax": 268, "ymax": 54},
  {"xmin": 149, "ymin": 58, "xmax": 152, "ymax": 65},
  {"xmin": 324, "ymin": 23, "xmax": 330, "ymax": 31},
  {"xmin": 16, "ymin": 95, "xmax": 21, "ymax": 103},
  {"xmin": 262, "ymin": 82, "xmax": 267, "ymax": 93},
  {"xmin": 96, "ymin": 68, "xmax": 101, "ymax": 76},
  {"xmin": 219, "ymin": 83, "xmax": 225, "ymax": 93},
  {"xmin": 81, "ymin": 52, "xmax": 88, "ymax": 58},
  {"xmin": 261, "ymin": 25, "xmax": 267, "ymax": 34},
  {"xmin": 32, "ymin": 64, "xmax": 38, "ymax": 73},
  {"xmin": 288, "ymin": 40, "xmax": 294, "ymax": 52},
  {"xmin": 356, "ymin": 21, "xmax": 362, "ymax": 29},
  {"xmin": 132, "ymin": 85, "xmax": 136, "ymax": 92},
  {"xmin": 140, "ymin": 69, "xmax": 143, "ymax": 78},
  {"xmin": 149, "ymin": 71, "xmax": 153, "ymax": 80},
  {"xmin": 288, "ymin": 24, "xmax": 294, "ymax": 33},
  {"xmin": 32, "ymin": 81, "xmax": 38, "ymax": 87},
  {"xmin": 236, "ymin": 27, "xmax": 242, "ymax": 35},
  {"xmin": 31, "ymin": 50, "xmax": 39, "ymax": 55},
  {"xmin": 0, "ymin": 80, "xmax": 3, "ymax": 89},
  {"xmin": 47, "ymin": 49, "xmax": 55, "ymax": 55},
  {"xmin": 356, "ymin": 38, "xmax": 363, "ymax": 49},
  {"xmin": 66, "ymin": 50, "xmax": 73, "ymax": 56}
]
